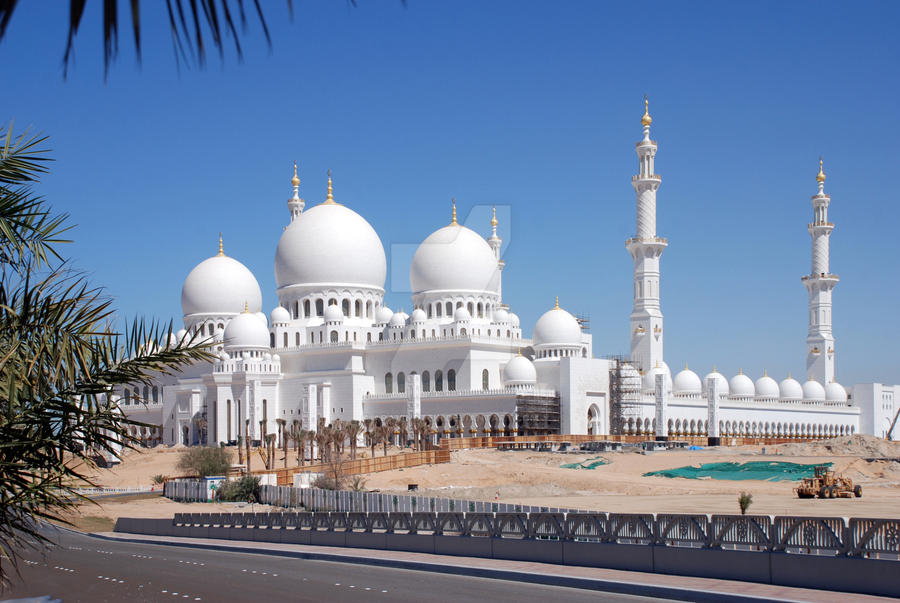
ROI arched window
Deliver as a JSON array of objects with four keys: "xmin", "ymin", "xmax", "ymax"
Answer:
[
  {"xmin": 355, "ymin": 299, "xmax": 362, "ymax": 317},
  {"xmin": 309, "ymin": 332, "xmax": 314, "ymax": 344},
  {"xmin": 422, "ymin": 371, "xmax": 431, "ymax": 392},
  {"xmin": 152, "ymin": 385, "xmax": 159, "ymax": 403},
  {"xmin": 366, "ymin": 332, "xmax": 372, "ymax": 342},
  {"xmin": 319, "ymin": 331, "xmax": 324, "ymax": 343},
  {"xmin": 410, "ymin": 330, "xmax": 416, "ymax": 339},
  {"xmin": 270, "ymin": 333, "xmax": 275, "ymax": 348},
  {"xmin": 295, "ymin": 332, "xmax": 300, "ymax": 346},
  {"xmin": 398, "ymin": 372, "xmax": 406, "ymax": 394},
  {"xmin": 448, "ymin": 369, "xmax": 456, "ymax": 391},
  {"xmin": 477, "ymin": 302, "xmax": 483, "ymax": 318},
  {"xmin": 293, "ymin": 301, "xmax": 299, "ymax": 319},
  {"xmin": 427, "ymin": 305, "xmax": 433, "ymax": 318},
  {"xmin": 198, "ymin": 324, "xmax": 204, "ymax": 336},
  {"xmin": 366, "ymin": 300, "xmax": 372, "ymax": 318},
  {"xmin": 315, "ymin": 299, "xmax": 324, "ymax": 316},
  {"xmin": 385, "ymin": 373, "xmax": 393, "ymax": 394},
  {"xmin": 445, "ymin": 302, "xmax": 452, "ymax": 316},
  {"xmin": 435, "ymin": 370, "xmax": 443, "ymax": 391},
  {"xmin": 330, "ymin": 330, "xmax": 339, "ymax": 343},
  {"xmin": 482, "ymin": 369, "xmax": 489, "ymax": 390},
  {"xmin": 460, "ymin": 328, "xmax": 467, "ymax": 336},
  {"xmin": 436, "ymin": 304, "xmax": 442, "ymax": 317},
  {"xmin": 431, "ymin": 329, "xmax": 436, "ymax": 337},
  {"xmin": 304, "ymin": 299, "xmax": 311, "ymax": 317},
  {"xmin": 123, "ymin": 389, "xmax": 131, "ymax": 405},
  {"xmin": 283, "ymin": 332, "xmax": 288, "ymax": 347}
]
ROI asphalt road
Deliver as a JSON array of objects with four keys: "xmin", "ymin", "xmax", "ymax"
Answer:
[{"xmin": 2, "ymin": 527, "xmax": 670, "ymax": 602}]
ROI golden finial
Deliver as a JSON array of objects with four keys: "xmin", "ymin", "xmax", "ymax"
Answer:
[
  {"xmin": 641, "ymin": 95, "xmax": 652, "ymax": 127},
  {"xmin": 554, "ymin": 296, "xmax": 559, "ymax": 309},
  {"xmin": 739, "ymin": 367, "xmax": 743, "ymax": 375},
  {"xmin": 788, "ymin": 371, "xmax": 792, "ymax": 379},
  {"xmin": 764, "ymin": 369, "xmax": 768, "ymax": 377},
  {"xmin": 243, "ymin": 301, "xmax": 249, "ymax": 313},
  {"xmin": 517, "ymin": 347, "xmax": 522, "ymax": 356},
  {"xmin": 291, "ymin": 162, "xmax": 300, "ymax": 187},
  {"xmin": 217, "ymin": 233, "xmax": 224, "ymax": 256},
  {"xmin": 324, "ymin": 170, "xmax": 335, "ymax": 204},
  {"xmin": 713, "ymin": 364, "xmax": 717, "ymax": 373},
  {"xmin": 816, "ymin": 157, "xmax": 826, "ymax": 183},
  {"xmin": 451, "ymin": 198, "xmax": 457, "ymax": 225},
  {"xmin": 685, "ymin": 362, "xmax": 689, "ymax": 370},
  {"xmin": 491, "ymin": 206, "xmax": 498, "ymax": 228}
]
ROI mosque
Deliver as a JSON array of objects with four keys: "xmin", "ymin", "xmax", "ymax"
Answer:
[{"xmin": 122, "ymin": 101, "xmax": 899, "ymax": 447}]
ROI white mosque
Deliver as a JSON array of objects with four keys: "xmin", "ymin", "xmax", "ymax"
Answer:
[{"xmin": 122, "ymin": 101, "xmax": 899, "ymax": 447}]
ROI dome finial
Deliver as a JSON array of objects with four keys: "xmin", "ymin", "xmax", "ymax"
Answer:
[
  {"xmin": 517, "ymin": 347, "xmax": 521, "ymax": 356},
  {"xmin": 554, "ymin": 295, "xmax": 559, "ymax": 309},
  {"xmin": 291, "ymin": 161, "xmax": 300, "ymax": 187},
  {"xmin": 491, "ymin": 206, "xmax": 498, "ymax": 229},
  {"xmin": 218, "ymin": 233, "xmax": 224, "ymax": 256},
  {"xmin": 764, "ymin": 368, "xmax": 768, "ymax": 377},
  {"xmin": 451, "ymin": 198, "xmax": 457, "ymax": 225},
  {"xmin": 685, "ymin": 362, "xmax": 689, "ymax": 370},
  {"xmin": 816, "ymin": 156, "xmax": 826, "ymax": 183},
  {"xmin": 324, "ymin": 170, "xmax": 335, "ymax": 204},
  {"xmin": 243, "ymin": 300, "xmax": 249, "ymax": 313},
  {"xmin": 641, "ymin": 95, "xmax": 652, "ymax": 127}
]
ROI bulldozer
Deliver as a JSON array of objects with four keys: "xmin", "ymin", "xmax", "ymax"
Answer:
[{"xmin": 795, "ymin": 465, "xmax": 862, "ymax": 499}]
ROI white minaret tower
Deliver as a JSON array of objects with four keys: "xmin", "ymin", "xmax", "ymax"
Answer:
[
  {"xmin": 287, "ymin": 162, "xmax": 305, "ymax": 222},
  {"xmin": 487, "ymin": 206, "xmax": 505, "ymax": 303},
  {"xmin": 626, "ymin": 97, "xmax": 667, "ymax": 373},
  {"xmin": 803, "ymin": 158, "xmax": 838, "ymax": 384}
]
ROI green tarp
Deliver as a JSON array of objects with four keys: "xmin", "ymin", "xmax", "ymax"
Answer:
[
  {"xmin": 643, "ymin": 461, "xmax": 833, "ymax": 482},
  {"xmin": 561, "ymin": 456, "xmax": 609, "ymax": 470}
]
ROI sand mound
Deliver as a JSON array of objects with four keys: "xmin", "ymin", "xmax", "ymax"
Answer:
[{"xmin": 776, "ymin": 434, "xmax": 900, "ymax": 458}]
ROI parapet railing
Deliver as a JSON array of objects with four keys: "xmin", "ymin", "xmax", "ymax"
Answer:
[{"xmin": 168, "ymin": 509, "xmax": 900, "ymax": 560}]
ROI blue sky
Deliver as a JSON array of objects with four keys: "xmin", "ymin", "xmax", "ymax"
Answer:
[{"xmin": 3, "ymin": 1, "xmax": 898, "ymax": 385}]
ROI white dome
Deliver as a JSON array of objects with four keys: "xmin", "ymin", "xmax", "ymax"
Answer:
[
  {"xmin": 410, "ymin": 308, "xmax": 427, "ymax": 323},
  {"xmin": 779, "ymin": 377, "xmax": 803, "ymax": 400},
  {"xmin": 270, "ymin": 306, "xmax": 290, "ymax": 324},
  {"xmin": 181, "ymin": 253, "xmax": 262, "ymax": 317},
  {"xmin": 274, "ymin": 202, "xmax": 386, "ymax": 290},
  {"xmin": 224, "ymin": 312, "xmax": 270, "ymax": 349},
  {"xmin": 509, "ymin": 313, "xmax": 520, "ymax": 327},
  {"xmin": 453, "ymin": 307, "xmax": 471, "ymax": 322},
  {"xmin": 802, "ymin": 379, "xmax": 826, "ymax": 401},
  {"xmin": 323, "ymin": 303, "xmax": 344, "ymax": 323},
  {"xmin": 493, "ymin": 308, "xmax": 510, "ymax": 323},
  {"xmin": 673, "ymin": 368, "xmax": 702, "ymax": 396},
  {"xmin": 376, "ymin": 305, "xmax": 393, "ymax": 324},
  {"xmin": 532, "ymin": 306, "xmax": 581, "ymax": 347},
  {"xmin": 702, "ymin": 370, "xmax": 729, "ymax": 396},
  {"xmin": 503, "ymin": 355, "xmax": 537, "ymax": 385},
  {"xmin": 254, "ymin": 311, "xmax": 268, "ymax": 327},
  {"xmin": 755, "ymin": 373, "xmax": 780, "ymax": 399},
  {"xmin": 643, "ymin": 362, "xmax": 673, "ymax": 393},
  {"xmin": 389, "ymin": 312, "xmax": 407, "ymax": 327},
  {"xmin": 410, "ymin": 224, "xmax": 499, "ymax": 295},
  {"xmin": 825, "ymin": 381, "xmax": 847, "ymax": 402},
  {"xmin": 175, "ymin": 328, "xmax": 187, "ymax": 342},
  {"xmin": 729, "ymin": 372, "xmax": 755, "ymax": 398}
]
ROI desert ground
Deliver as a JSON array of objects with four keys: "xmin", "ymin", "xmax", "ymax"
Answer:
[{"xmin": 70, "ymin": 435, "xmax": 900, "ymax": 530}]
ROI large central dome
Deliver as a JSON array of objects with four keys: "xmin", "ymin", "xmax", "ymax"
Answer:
[
  {"xmin": 275, "ymin": 202, "xmax": 386, "ymax": 291},
  {"xmin": 410, "ymin": 224, "xmax": 499, "ymax": 294}
]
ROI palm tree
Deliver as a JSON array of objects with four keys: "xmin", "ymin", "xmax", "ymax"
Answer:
[
  {"xmin": 0, "ymin": 124, "xmax": 215, "ymax": 583},
  {"xmin": 314, "ymin": 430, "xmax": 330, "ymax": 463},
  {"xmin": 345, "ymin": 420, "xmax": 362, "ymax": 460},
  {"xmin": 399, "ymin": 416, "xmax": 408, "ymax": 448},
  {"xmin": 276, "ymin": 418, "xmax": 287, "ymax": 468}
]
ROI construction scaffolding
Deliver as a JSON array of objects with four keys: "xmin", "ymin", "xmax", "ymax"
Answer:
[
  {"xmin": 607, "ymin": 355, "xmax": 642, "ymax": 435},
  {"xmin": 515, "ymin": 394, "xmax": 561, "ymax": 435}
]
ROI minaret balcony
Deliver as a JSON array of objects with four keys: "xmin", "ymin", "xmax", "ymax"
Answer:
[
  {"xmin": 635, "ymin": 140, "xmax": 658, "ymax": 148},
  {"xmin": 626, "ymin": 236, "xmax": 668, "ymax": 246},
  {"xmin": 631, "ymin": 174, "xmax": 661, "ymax": 182}
]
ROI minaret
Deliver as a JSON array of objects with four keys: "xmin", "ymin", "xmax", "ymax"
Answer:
[
  {"xmin": 287, "ymin": 162, "xmax": 304, "ymax": 222},
  {"xmin": 626, "ymin": 97, "xmax": 667, "ymax": 373},
  {"xmin": 488, "ymin": 206, "xmax": 505, "ymax": 303},
  {"xmin": 802, "ymin": 158, "xmax": 838, "ymax": 383}
]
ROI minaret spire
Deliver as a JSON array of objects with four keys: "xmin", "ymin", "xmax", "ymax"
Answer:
[
  {"xmin": 803, "ymin": 157, "xmax": 838, "ymax": 383},
  {"xmin": 487, "ymin": 205, "xmax": 505, "ymax": 304},
  {"xmin": 626, "ymin": 96, "xmax": 667, "ymax": 373},
  {"xmin": 287, "ymin": 161, "xmax": 305, "ymax": 222}
]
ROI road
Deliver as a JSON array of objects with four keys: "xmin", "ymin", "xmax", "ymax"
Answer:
[{"xmin": 2, "ymin": 527, "xmax": 669, "ymax": 602}]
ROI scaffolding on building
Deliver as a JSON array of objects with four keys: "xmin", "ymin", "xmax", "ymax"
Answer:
[
  {"xmin": 606, "ymin": 355, "xmax": 642, "ymax": 435},
  {"xmin": 515, "ymin": 393, "xmax": 561, "ymax": 435}
]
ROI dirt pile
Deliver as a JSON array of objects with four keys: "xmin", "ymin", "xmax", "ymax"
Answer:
[{"xmin": 776, "ymin": 434, "xmax": 900, "ymax": 458}]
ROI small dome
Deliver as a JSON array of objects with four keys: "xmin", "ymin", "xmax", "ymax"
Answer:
[
  {"xmin": 410, "ymin": 223, "xmax": 499, "ymax": 295},
  {"xmin": 272, "ymin": 354, "xmax": 281, "ymax": 362},
  {"xmin": 533, "ymin": 306, "xmax": 581, "ymax": 348},
  {"xmin": 410, "ymin": 308, "xmax": 427, "ymax": 323},
  {"xmin": 673, "ymin": 367, "xmax": 701, "ymax": 396},
  {"xmin": 323, "ymin": 303, "xmax": 344, "ymax": 323},
  {"xmin": 825, "ymin": 381, "xmax": 847, "ymax": 402},
  {"xmin": 509, "ymin": 312, "xmax": 520, "ymax": 327},
  {"xmin": 175, "ymin": 328, "xmax": 188, "ymax": 342},
  {"xmin": 376, "ymin": 305, "xmax": 393, "ymax": 324},
  {"xmin": 729, "ymin": 371, "xmax": 755, "ymax": 398},
  {"xmin": 779, "ymin": 376, "xmax": 803, "ymax": 400},
  {"xmin": 493, "ymin": 308, "xmax": 510, "ymax": 323},
  {"xmin": 643, "ymin": 362, "xmax": 673, "ymax": 393},
  {"xmin": 218, "ymin": 351, "xmax": 229, "ymax": 361},
  {"xmin": 503, "ymin": 355, "xmax": 537, "ymax": 385},
  {"xmin": 755, "ymin": 373, "xmax": 780, "ymax": 399},
  {"xmin": 270, "ymin": 306, "xmax": 290, "ymax": 324},
  {"xmin": 181, "ymin": 253, "xmax": 262, "ymax": 318},
  {"xmin": 254, "ymin": 311, "xmax": 268, "ymax": 327},
  {"xmin": 389, "ymin": 312, "xmax": 407, "ymax": 327},
  {"xmin": 453, "ymin": 307, "xmax": 471, "ymax": 322},
  {"xmin": 802, "ymin": 379, "xmax": 826, "ymax": 401},
  {"xmin": 702, "ymin": 370, "xmax": 729, "ymax": 396},
  {"xmin": 224, "ymin": 312, "xmax": 270, "ymax": 349}
]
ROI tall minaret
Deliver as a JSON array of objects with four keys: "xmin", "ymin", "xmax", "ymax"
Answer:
[
  {"xmin": 287, "ymin": 162, "xmax": 304, "ymax": 222},
  {"xmin": 626, "ymin": 97, "xmax": 667, "ymax": 373},
  {"xmin": 803, "ymin": 158, "xmax": 838, "ymax": 383},
  {"xmin": 487, "ymin": 206, "xmax": 505, "ymax": 303}
]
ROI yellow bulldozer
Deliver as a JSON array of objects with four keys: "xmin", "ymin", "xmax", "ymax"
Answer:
[{"xmin": 795, "ymin": 465, "xmax": 862, "ymax": 499}]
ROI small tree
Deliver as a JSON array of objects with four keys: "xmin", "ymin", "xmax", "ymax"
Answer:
[
  {"xmin": 738, "ymin": 492, "xmax": 753, "ymax": 515},
  {"xmin": 218, "ymin": 476, "xmax": 260, "ymax": 503},
  {"xmin": 176, "ymin": 446, "xmax": 232, "ymax": 479}
]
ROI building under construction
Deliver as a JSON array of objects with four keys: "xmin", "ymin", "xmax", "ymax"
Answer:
[{"xmin": 607, "ymin": 355, "xmax": 642, "ymax": 435}]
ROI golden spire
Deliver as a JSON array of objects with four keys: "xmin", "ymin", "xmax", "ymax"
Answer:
[
  {"xmin": 491, "ymin": 206, "xmax": 498, "ymax": 228},
  {"xmin": 451, "ymin": 198, "xmax": 457, "ymax": 225},
  {"xmin": 641, "ymin": 95, "xmax": 652, "ymax": 127},
  {"xmin": 517, "ymin": 347, "xmax": 522, "ymax": 356},
  {"xmin": 764, "ymin": 369, "xmax": 768, "ymax": 377},
  {"xmin": 713, "ymin": 364, "xmax": 717, "ymax": 373},
  {"xmin": 739, "ymin": 367, "xmax": 743, "ymax": 375},
  {"xmin": 243, "ymin": 301, "xmax": 249, "ymax": 313},
  {"xmin": 291, "ymin": 161, "xmax": 300, "ymax": 187},
  {"xmin": 788, "ymin": 371, "xmax": 792, "ymax": 379},
  {"xmin": 324, "ymin": 170, "xmax": 335, "ymax": 204},
  {"xmin": 816, "ymin": 157, "xmax": 826, "ymax": 183},
  {"xmin": 554, "ymin": 296, "xmax": 559, "ymax": 309},
  {"xmin": 685, "ymin": 362, "xmax": 689, "ymax": 370},
  {"xmin": 217, "ymin": 233, "xmax": 224, "ymax": 256}
]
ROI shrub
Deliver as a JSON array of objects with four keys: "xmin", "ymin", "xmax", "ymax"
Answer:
[
  {"xmin": 217, "ymin": 476, "xmax": 260, "ymax": 502},
  {"xmin": 176, "ymin": 446, "xmax": 232, "ymax": 479},
  {"xmin": 738, "ymin": 492, "xmax": 753, "ymax": 515},
  {"xmin": 151, "ymin": 474, "xmax": 167, "ymax": 485}
]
